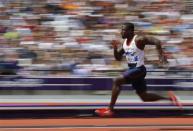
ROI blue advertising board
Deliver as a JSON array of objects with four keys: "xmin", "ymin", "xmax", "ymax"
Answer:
[{"xmin": 0, "ymin": 75, "xmax": 192, "ymax": 91}]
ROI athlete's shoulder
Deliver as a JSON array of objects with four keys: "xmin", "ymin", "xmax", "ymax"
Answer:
[
  {"xmin": 136, "ymin": 35, "xmax": 159, "ymax": 45},
  {"xmin": 135, "ymin": 35, "xmax": 147, "ymax": 42},
  {"xmin": 135, "ymin": 35, "xmax": 147, "ymax": 50}
]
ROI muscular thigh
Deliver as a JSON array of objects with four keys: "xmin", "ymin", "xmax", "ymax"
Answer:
[
  {"xmin": 122, "ymin": 66, "xmax": 146, "ymax": 82},
  {"xmin": 122, "ymin": 66, "xmax": 147, "ymax": 93},
  {"xmin": 132, "ymin": 78, "xmax": 147, "ymax": 94}
]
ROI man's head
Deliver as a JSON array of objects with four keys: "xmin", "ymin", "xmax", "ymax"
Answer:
[{"xmin": 121, "ymin": 22, "xmax": 134, "ymax": 39}]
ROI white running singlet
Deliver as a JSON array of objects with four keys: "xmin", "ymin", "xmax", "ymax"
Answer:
[{"xmin": 123, "ymin": 35, "xmax": 144, "ymax": 67}]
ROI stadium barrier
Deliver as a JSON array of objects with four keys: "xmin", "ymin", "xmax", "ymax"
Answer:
[{"xmin": 0, "ymin": 73, "xmax": 192, "ymax": 91}]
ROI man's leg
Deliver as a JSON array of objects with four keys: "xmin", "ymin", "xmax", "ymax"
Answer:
[
  {"xmin": 134, "ymin": 79, "xmax": 182, "ymax": 108},
  {"xmin": 133, "ymin": 78, "xmax": 170, "ymax": 102},
  {"xmin": 95, "ymin": 76, "xmax": 126, "ymax": 117},
  {"xmin": 95, "ymin": 67, "xmax": 140, "ymax": 117},
  {"xmin": 137, "ymin": 89, "xmax": 182, "ymax": 108},
  {"xmin": 109, "ymin": 77, "xmax": 126, "ymax": 111},
  {"xmin": 137, "ymin": 91, "xmax": 170, "ymax": 102}
]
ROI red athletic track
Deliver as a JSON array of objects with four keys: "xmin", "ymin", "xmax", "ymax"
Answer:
[{"xmin": 1, "ymin": 117, "xmax": 193, "ymax": 131}]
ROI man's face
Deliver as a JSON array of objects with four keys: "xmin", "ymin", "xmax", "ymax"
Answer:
[{"xmin": 121, "ymin": 25, "xmax": 133, "ymax": 39}]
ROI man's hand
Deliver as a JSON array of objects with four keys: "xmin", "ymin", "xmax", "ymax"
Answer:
[{"xmin": 111, "ymin": 40, "xmax": 121, "ymax": 49}]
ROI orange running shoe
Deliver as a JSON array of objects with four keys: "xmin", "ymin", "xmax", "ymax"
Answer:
[
  {"xmin": 95, "ymin": 108, "xmax": 114, "ymax": 117},
  {"xmin": 168, "ymin": 91, "xmax": 182, "ymax": 108}
]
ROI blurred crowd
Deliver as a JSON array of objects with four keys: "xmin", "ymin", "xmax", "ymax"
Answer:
[{"xmin": 0, "ymin": 0, "xmax": 193, "ymax": 76}]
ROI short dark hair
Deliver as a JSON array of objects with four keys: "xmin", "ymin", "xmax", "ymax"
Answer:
[{"xmin": 123, "ymin": 22, "xmax": 134, "ymax": 31}]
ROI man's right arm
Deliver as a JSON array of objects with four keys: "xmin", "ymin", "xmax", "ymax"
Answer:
[
  {"xmin": 114, "ymin": 47, "xmax": 124, "ymax": 61},
  {"xmin": 111, "ymin": 40, "xmax": 124, "ymax": 61}
]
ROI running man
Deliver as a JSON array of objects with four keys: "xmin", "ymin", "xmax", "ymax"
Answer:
[{"xmin": 95, "ymin": 22, "xmax": 180, "ymax": 117}]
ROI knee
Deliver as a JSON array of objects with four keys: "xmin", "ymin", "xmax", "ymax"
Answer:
[
  {"xmin": 114, "ymin": 77, "xmax": 125, "ymax": 87},
  {"xmin": 114, "ymin": 78, "xmax": 120, "ymax": 86},
  {"xmin": 137, "ymin": 92, "xmax": 149, "ymax": 102}
]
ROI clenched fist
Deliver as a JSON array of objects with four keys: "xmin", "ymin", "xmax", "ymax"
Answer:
[{"xmin": 111, "ymin": 40, "xmax": 121, "ymax": 49}]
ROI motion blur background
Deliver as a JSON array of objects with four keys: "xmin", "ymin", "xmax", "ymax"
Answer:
[{"xmin": 0, "ymin": 0, "xmax": 193, "ymax": 77}]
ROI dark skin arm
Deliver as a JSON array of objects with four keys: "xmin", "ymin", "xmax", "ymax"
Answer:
[
  {"xmin": 135, "ymin": 35, "xmax": 168, "ymax": 64},
  {"xmin": 111, "ymin": 40, "xmax": 125, "ymax": 61}
]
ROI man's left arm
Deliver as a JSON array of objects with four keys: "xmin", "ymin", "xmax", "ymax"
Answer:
[{"xmin": 144, "ymin": 36, "xmax": 168, "ymax": 64}]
